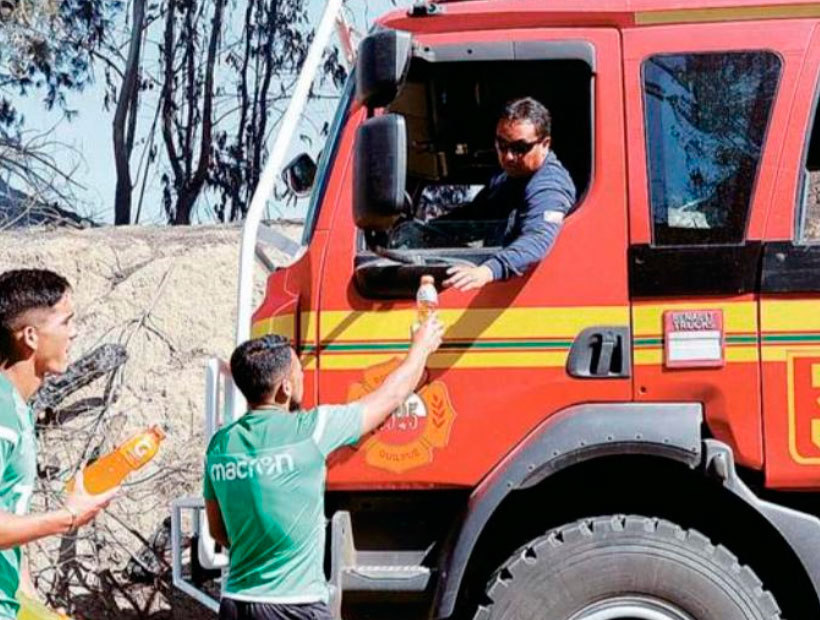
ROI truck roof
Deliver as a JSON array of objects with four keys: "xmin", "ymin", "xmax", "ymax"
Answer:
[{"xmin": 382, "ymin": 0, "xmax": 820, "ymax": 30}]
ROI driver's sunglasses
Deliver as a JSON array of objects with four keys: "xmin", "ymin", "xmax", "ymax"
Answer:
[{"xmin": 494, "ymin": 136, "xmax": 544, "ymax": 157}]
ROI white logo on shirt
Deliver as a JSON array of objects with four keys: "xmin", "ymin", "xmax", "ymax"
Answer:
[
  {"xmin": 544, "ymin": 211, "xmax": 565, "ymax": 224},
  {"xmin": 210, "ymin": 454, "xmax": 295, "ymax": 482}
]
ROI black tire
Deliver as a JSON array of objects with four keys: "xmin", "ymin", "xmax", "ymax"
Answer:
[{"xmin": 475, "ymin": 515, "xmax": 781, "ymax": 620}]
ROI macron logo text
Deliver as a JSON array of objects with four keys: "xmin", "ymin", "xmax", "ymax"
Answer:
[{"xmin": 210, "ymin": 454, "xmax": 295, "ymax": 482}]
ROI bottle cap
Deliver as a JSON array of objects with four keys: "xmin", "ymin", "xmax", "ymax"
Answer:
[
  {"xmin": 421, "ymin": 275, "xmax": 434, "ymax": 285},
  {"xmin": 150, "ymin": 425, "xmax": 167, "ymax": 440}
]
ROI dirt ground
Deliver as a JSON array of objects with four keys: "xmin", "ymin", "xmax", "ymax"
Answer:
[{"xmin": 0, "ymin": 224, "xmax": 299, "ymax": 618}]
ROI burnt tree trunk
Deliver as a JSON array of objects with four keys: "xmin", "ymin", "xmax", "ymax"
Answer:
[
  {"xmin": 112, "ymin": 0, "xmax": 146, "ymax": 225},
  {"xmin": 162, "ymin": 0, "xmax": 226, "ymax": 225}
]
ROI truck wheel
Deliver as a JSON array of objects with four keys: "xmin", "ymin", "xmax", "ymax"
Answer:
[{"xmin": 474, "ymin": 515, "xmax": 780, "ymax": 620}]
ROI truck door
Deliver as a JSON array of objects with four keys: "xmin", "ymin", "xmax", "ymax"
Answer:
[
  {"xmin": 250, "ymin": 76, "xmax": 362, "ymax": 411},
  {"xmin": 760, "ymin": 25, "xmax": 820, "ymax": 489},
  {"xmin": 317, "ymin": 28, "xmax": 630, "ymax": 488},
  {"xmin": 623, "ymin": 19, "xmax": 808, "ymax": 470}
]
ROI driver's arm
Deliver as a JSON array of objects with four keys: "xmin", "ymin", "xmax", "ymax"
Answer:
[{"xmin": 482, "ymin": 178, "xmax": 574, "ymax": 280}]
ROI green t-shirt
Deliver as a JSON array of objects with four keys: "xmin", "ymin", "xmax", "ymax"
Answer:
[
  {"xmin": 0, "ymin": 374, "xmax": 36, "ymax": 619},
  {"xmin": 203, "ymin": 403, "xmax": 363, "ymax": 604}
]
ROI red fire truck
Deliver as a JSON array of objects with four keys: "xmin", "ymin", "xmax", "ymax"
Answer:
[{"xmin": 172, "ymin": 1, "xmax": 820, "ymax": 618}]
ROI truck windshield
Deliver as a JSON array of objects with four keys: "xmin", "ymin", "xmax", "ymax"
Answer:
[{"xmin": 301, "ymin": 71, "xmax": 356, "ymax": 246}]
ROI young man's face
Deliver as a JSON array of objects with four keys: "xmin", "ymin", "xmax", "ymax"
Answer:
[
  {"xmin": 495, "ymin": 119, "xmax": 551, "ymax": 178},
  {"xmin": 24, "ymin": 292, "xmax": 77, "ymax": 376}
]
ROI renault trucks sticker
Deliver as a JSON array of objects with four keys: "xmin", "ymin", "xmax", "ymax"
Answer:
[{"xmin": 664, "ymin": 309, "xmax": 725, "ymax": 368}]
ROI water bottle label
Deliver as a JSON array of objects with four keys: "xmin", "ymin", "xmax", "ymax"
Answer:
[{"xmin": 417, "ymin": 286, "xmax": 438, "ymax": 304}]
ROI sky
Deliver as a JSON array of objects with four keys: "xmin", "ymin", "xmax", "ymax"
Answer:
[{"xmin": 14, "ymin": 0, "xmax": 405, "ymax": 225}]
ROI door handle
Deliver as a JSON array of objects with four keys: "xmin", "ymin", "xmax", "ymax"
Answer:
[
  {"xmin": 595, "ymin": 330, "xmax": 618, "ymax": 376},
  {"xmin": 566, "ymin": 326, "xmax": 631, "ymax": 379}
]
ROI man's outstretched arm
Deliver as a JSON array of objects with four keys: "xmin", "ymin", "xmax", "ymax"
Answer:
[
  {"xmin": 0, "ymin": 469, "xmax": 117, "ymax": 550},
  {"xmin": 445, "ymin": 169, "xmax": 575, "ymax": 290},
  {"xmin": 357, "ymin": 316, "xmax": 444, "ymax": 436}
]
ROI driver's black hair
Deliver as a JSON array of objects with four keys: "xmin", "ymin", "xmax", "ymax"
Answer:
[{"xmin": 500, "ymin": 97, "xmax": 552, "ymax": 139}]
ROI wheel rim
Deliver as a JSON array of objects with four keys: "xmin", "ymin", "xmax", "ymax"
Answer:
[{"xmin": 568, "ymin": 595, "xmax": 696, "ymax": 620}]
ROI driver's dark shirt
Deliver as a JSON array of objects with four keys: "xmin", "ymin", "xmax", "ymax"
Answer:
[{"xmin": 442, "ymin": 150, "xmax": 576, "ymax": 280}]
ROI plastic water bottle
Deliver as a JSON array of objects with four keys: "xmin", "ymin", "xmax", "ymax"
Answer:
[
  {"xmin": 66, "ymin": 426, "xmax": 165, "ymax": 495},
  {"xmin": 416, "ymin": 274, "xmax": 438, "ymax": 324}
]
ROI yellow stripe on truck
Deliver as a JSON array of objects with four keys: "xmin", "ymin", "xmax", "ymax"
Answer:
[
  {"xmin": 635, "ymin": 3, "xmax": 820, "ymax": 25},
  {"xmin": 762, "ymin": 300, "xmax": 820, "ymax": 332},
  {"xmin": 319, "ymin": 306, "xmax": 630, "ymax": 342},
  {"xmin": 320, "ymin": 350, "xmax": 572, "ymax": 371},
  {"xmin": 632, "ymin": 301, "xmax": 758, "ymax": 336},
  {"xmin": 251, "ymin": 311, "xmax": 315, "ymax": 341}
]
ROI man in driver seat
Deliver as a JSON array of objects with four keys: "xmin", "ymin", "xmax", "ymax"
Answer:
[{"xmin": 443, "ymin": 97, "xmax": 576, "ymax": 291}]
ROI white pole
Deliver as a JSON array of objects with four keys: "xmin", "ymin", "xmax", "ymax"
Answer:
[{"xmin": 232, "ymin": 0, "xmax": 347, "ymax": 412}]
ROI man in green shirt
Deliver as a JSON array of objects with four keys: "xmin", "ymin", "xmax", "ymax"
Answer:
[
  {"xmin": 0, "ymin": 269, "xmax": 120, "ymax": 618},
  {"xmin": 204, "ymin": 317, "xmax": 444, "ymax": 620}
]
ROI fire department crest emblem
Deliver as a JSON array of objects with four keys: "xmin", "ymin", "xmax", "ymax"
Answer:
[
  {"xmin": 787, "ymin": 351, "xmax": 820, "ymax": 463},
  {"xmin": 347, "ymin": 358, "xmax": 457, "ymax": 473}
]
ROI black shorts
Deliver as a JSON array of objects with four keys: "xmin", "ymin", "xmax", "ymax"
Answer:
[{"xmin": 218, "ymin": 599, "xmax": 332, "ymax": 620}]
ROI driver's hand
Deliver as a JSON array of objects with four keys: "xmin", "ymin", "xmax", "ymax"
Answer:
[{"xmin": 444, "ymin": 265, "xmax": 494, "ymax": 292}]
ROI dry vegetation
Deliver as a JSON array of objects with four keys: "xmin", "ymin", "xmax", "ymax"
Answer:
[{"xmin": 0, "ymin": 225, "xmax": 296, "ymax": 618}]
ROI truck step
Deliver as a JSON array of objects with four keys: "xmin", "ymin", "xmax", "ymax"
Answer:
[
  {"xmin": 330, "ymin": 512, "xmax": 434, "ymax": 603},
  {"xmin": 343, "ymin": 563, "xmax": 432, "ymax": 592}
]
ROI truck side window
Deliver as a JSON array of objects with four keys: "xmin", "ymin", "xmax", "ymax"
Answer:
[
  {"xmin": 643, "ymin": 51, "xmax": 781, "ymax": 245},
  {"xmin": 301, "ymin": 72, "xmax": 356, "ymax": 246},
  {"xmin": 797, "ymin": 86, "xmax": 820, "ymax": 243},
  {"xmin": 381, "ymin": 57, "xmax": 593, "ymax": 252}
]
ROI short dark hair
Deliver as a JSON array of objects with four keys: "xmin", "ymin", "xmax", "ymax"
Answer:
[
  {"xmin": 0, "ymin": 269, "xmax": 71, "ymax": 357},
  {"xmin": 499, "ymin": 97, "xmax": 552, "ymax": 139},
  {"xmin": 230, "ymin": 334, "xmax": 293, "ymax": 405}
]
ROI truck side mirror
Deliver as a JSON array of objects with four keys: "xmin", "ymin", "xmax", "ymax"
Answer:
[
  {"xmin": 282, "ymin": 153, "xmax": 317, "ymax": 197},
  {"xmin": 354, "ymin": 114, "xmax": 407, "ymax": 231},
  {"xmin": 356, "ymin": 30, "xmax": 412, "ymax": 109}
]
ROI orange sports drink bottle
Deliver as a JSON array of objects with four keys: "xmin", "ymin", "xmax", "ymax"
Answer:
[
  {"xmin": 16, "ymin": 592, "xmax": 70, "ymax": 620},
  {"xmin": 66, "ymin": 426, "xmax": 165, "ymax": 495}
]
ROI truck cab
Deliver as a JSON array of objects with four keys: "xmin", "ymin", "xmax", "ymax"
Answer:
[{"xmin": 174, "ymin": 1, "xmax": 820, "ymax": 618}]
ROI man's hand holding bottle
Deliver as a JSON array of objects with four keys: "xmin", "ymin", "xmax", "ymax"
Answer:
[
  {"xmin": 410, "ymin": 314, "xmax": 445, "ymax": 359},
  {"xmin": 62, "ymin": 469, "xmax": 119, "ymax": 532}
]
